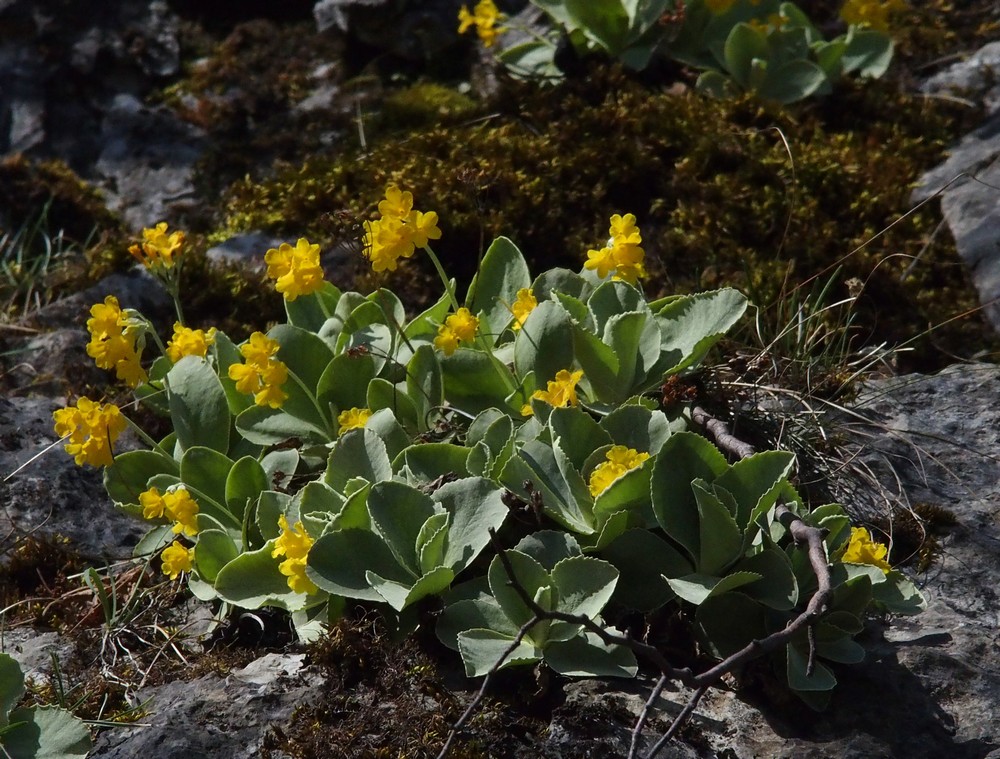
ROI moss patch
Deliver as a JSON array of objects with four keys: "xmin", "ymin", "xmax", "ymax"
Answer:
[{"xmin": 219, "ymin": 66, "xmax": 994, "ymax": 369}]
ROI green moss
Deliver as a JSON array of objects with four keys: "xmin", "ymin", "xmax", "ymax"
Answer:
[
  {"xmin": 218, "ymin": 67, "xmax": 994, "ymax": 369},
  {"xmin": 379, "ymin": 81, "xmax": 481, "ymax": 131}
]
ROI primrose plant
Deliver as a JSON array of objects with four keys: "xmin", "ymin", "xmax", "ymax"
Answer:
[
  {"xmin": 459, "ymin": 0, "xmax": 903, "ymax": 103},
  {"xmin": 52, "ymin": 183, "xmax": 923, "ymax": 707}
]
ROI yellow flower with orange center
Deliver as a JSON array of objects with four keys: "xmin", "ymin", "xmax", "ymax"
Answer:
[
  {"xmin": 840, "ymin": 526, "xmax": 892, "ymax": 573},
  {"xmin": 165, "ymin": 322, "xmax": 216, "ymax": 363},
  {"xmin": 227, "ymin": 332, "xmax": 289, "ymax": 408},
  {"xmin": 588, "ymin": 446, "xmax": 651, "ymax": 497},
  {"xmin": 363, "ymin": 185, "xmax": 441, "ymax": 273},
  {"xmin": 85, "ymin": 295, "xmax": 147, "ymax": 387},
  {"xmin": 584, "ymin": 213, "xmax": 646, "ymax": 285},
  {"xmin": 161, "ymin": 540, "xmax": 194, "ymax": 580},
  {"xmin": 522, "ymin": 369, "xmax": 584, "ymax": 415},
  {"xmin": 337, "ymin": 407, "xmax": 372, "ymax": 435},
  {"xmin": 52, "ymin": 398, "xmax": 127, "ymax": 468},
  {"xmin": 434, "ymin": 307, "xmax": 479, "ymax": 356},
  {"xmin": 264, "ymin": 238, "xmax": 325, "ymax": 301},
  {"xmin": 272, "ymin": 514, "xmax": 318, "ymax": 594},
  {"xmin": 509, "ymin": 288, "xmax": 537, "ymax": 331},
  {"xmin": 129, "ymin": 222, "xmax": 185, "ymax": 270}
]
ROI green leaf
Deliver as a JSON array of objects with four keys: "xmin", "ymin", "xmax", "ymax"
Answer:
[
  {"xmin": 407, "ymin": 344, "xmax": 443, "ymax": 431},
  {"xmin": 104, "ymin": 450, "xmax": 179, "ymax": 505},
  {"xmin": 694, "ymin": 481, "xmax": 744, "ymax": 574},
  {"xmin": 601, "ymin": 529, "xmax": 691, "ymax": 611},
  {"xmin": 437, "ymin": 597, "xmax": 519, "ymax": 650},
  {"xmin": 786, "ymin": 643, "xmax": 837, "ymax": 691},
  {"xmin": 235, "ymin": 406, "xmax": 329, "ymax": 446},
  {"xmin": 307, "ymin": 529, "xmax": 410, "ymax": 601},
  {"xmin": 545, "ymin": 632, "xmax": 638, "ymax": 678},
  {"xmin": 600, "ymin": 405, "xmax": 673, "ymax": 455},
  {"xmin": 650, "ymin": 432, "xmax": 729, "ymax": 559},
  {"xmin": 194, "ymin": 529, "xmax": 239, "ymax": 583},
  {"xmin": 404, "ymin": 289, "xmax": 453, "ymax": 339},
  {"xmin": 180, "ymin": 446, "xmax": 234, "ymax": 516},
  {"xmin": 166, "ymin": 356, "xmax": 231, "ymax": 454},
  {"xmin": 735, "ymin": 547, "xmax": 798, "ymax": 610},
  {"xmin": 434, "ymin": 477, "xmax": 509, "ymax": 574},
  {"xmin": 316, "ymin": 352, "xmax": 375, "ymax": 414},
  {"xmin": 532, "ymin": 267, "xmax": 591, "ymax": 303},
  {"xmin": 284, "ymin": 281, "xmax": 341, "ymax": 331},
  {"xmin": 501, "ymin": 439, "xmax": 594, "ymax": 534},
  {"xmin": 667, "ymin": 571, "xmax": 762, "ymax": 606},
  {"xmin": 696, "ymin": 591, "xmax": 769, "ymax": 658},
  {"xmin": 604, "ymin": 311, "xmax": 658, "ymax": 398},
  {"xmin": 260, "ymin": 449, "xmax": 299, "ymax": 489},
  {"xmin": 724, "ymin": 23, "xmax": 769, "ymax": 89},
  {"xmin": 2, "ymin": 705, "xmax": 92, "ymax": 759},
  {"xmin": 367, "ymin": 481, "xmax": 439, "ymax": 577},
  {"xmin": 402, "ymin": 443, "xmax": 471, "ymax": 485},
  {"xmin": 466, "ymin": 236, "xmax": 532, "ymax": 342},
  {"xmin": 550, "ymin": 555, "xmax": 618, "ymax": 619},
  {"xmin": 0, "ymin": 654, "xmax": 25, "ymax": 725},
  {"xmin": 366, "ymin": 377, "xmax": 419, "ymax": 431},
  {"xmin": 549, "ymin": 405, "xmax": 612, "ymax": 471},
  {"xmin": 562, "ymin": 0, "xmax": 630, "ymax": 54},
  {"xmin": 513, "ymin": 300, "xmax": 576, "ymax": 387},
  {"xmin": 226, "ymin": 456, "xmax": 269, "ymax": 521},
  {"xmin": 587, "ymin": 280, "xmax": 645, "ymax": 333},
  {"xmin": 457, "ymin": 628, "xmax": 540, "ymax": 677},
  {"xmin": 324, "ymin": 429, "xmax": 392, "ymax": 492},
  {"xmin": 417, "ymin": 512, "xmax": 450, "ymax": 574},
  {"xmin": 841, "ymin": 28, "xmax": 893, "ymax": 78},
  {"xmin": 488, "ymin": 550, "xmax": 550, "ymax": 629},
  {"xmin": 757, "ymin": 60, "xmax": 829, "ymax": 104},
  {"xmin": 368, "ymin": 566, "xmax": 455, "ymax": 611},
  {"xmin": 573, "ymin": 325, "xmax": 620, "ymax": 402},
  {"xmin": 656, "ymin": 289, "xmax": 748, "ymax": 375},
  {"xmin": 872, "ymin": 571, "xmax": 926, "ymax": 615},
  {"xmin": 270, "ymin": 324, "xmax": 335, "ymax": 426},
  {"xmin": 441, "ymin": 349, "xmax": 518, "ymax": 416},
  {"xmin": 714, "ymin": 450, "xmax": 795, "ymax": 528},
  {"xmin": 514, "ymin": 530, "xmax": 583, "ymax": 570},
  {"xmin": 214, "ymin": 542, "xmax": 309, "ymax": 611}
]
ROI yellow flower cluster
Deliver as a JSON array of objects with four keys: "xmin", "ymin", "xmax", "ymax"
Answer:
[
  {"xmin": 264, "ymin": 238, "xmax": 325, "ymax": 301},
  {"xmin": 227, "ymin": 332, "xmax": 289, "ymax": 408},
  {"xmin": 160, "ymin": 540, "xmax": 194, "ymax": 580},
  {"xmin": 52, "ymin": 398, "xmax": 126, "ymax": 468},
  {"xmin": 139, "ymin": 485, "xmax": 200, "ymax": 537},
  {"xmin": 129, "ymin": 222, "xmax": 185, "ymax": 270},
  {"xmin": 839, "ymin": 0, "xmax": 906, "ymax": 32},
  {"xmin": 509, "ymin": 288, "xmax": 537, "ymax": 331},
  {"xmin": 434, "ymin": 307, "xmax": 479, "ymax": 355},
  {"xmin": 748, "ymin": 12, "xmax": 788, "ymax": 34},
  {"xmin": 363, "ymin": 184, "xmax": 441, "ymax": 273},
  {"xmin": 458, "ymin": 0, "xmax": 504, "ymax": 47},
  {"xmin": 584, "ymin": 213, "xmax": 646, "ymax": 285},
  {"xmin": 166, "ymin": 322, "xmax": 216, "ymax": 363},
  {"xmin": 86, "ymin": 295, "xmax": 147, "ymax": 387},
  {"xmin": 522, "ymin": 369, "xmax": 584, "ymax": 416},
  {"xmin": 337, "ymin": 407, "xmax": 371, "ymax": 435},
  {"xmin": 588, "ymin": 446, "xmax": 651, "ymax": 497},
  {"xmin": 840, "ymin": 526, "xmax": 892, "ymax": 573},
  {"xmin": 272, "ymin": 514, "xmax": 318, "ymax": 594}
]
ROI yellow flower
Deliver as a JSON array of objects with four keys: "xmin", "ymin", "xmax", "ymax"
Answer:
[
  {"xmin": 458, "ymin": 0, "xmax": 504, "ymax": 47},
  {"xmin": 129, "ymin": 222, "xmax": 185, "ymax": 270},
  {"xmin": 434, "ymin": 307, "xmax": 479, "ymax": 355},
  {"xmin": 85, "ymin": 295, "xmax": 147, "ymax": 387},
  {"xmin": 161, "ymin": 540, "xmax": 194, "ymax": 580},
  {"xmin": 52, "ymin": 398, "xmax": 126, "ymax": 468},
  {"xmin": 140, "ymin": 487, "xmax": 169, "ymax": 520},
  {"xmin": 227, "ymin": 332, "xmax": 288, "ymax": 408},
  {"xmin": 264, "ymin": 238, "xmax": 325, "ymax": 301},
  {"xmin": 165, "ymin": 488, "xmax": 200, "ymax": 537},
  {"xmin": 363, "ymin": 186, "xmax": 441, "ymax": 272},
  {"xmin": 377, "ymin": 184, "xmax": 414, "ymax": 220},
  {"xmin": 524, "ymin": 369, "xmax": 584, "ymax": 415},
  {"xmin": 337, "ymin": 407, "xmax": 371, "ymax": 435},
  {"xmin": 840, "ymin": 526, "xmax": 892, "ymax": 573},
  {"xmin": 509, "ymin": 288, "xmax": 537, "ymax": 331},
  {"xmin": 584, "ymin": 213, "xmax": 646, "ymax": 285},
  {"xmin": 588, "ymin": 446, "xmax": 650, "ymax": 497},
  {"xmin": 839, "ymin": 0, "xmax": 906, "ymax": 32},
  {"xmin": 272, "ymin": 514, "xmax": 318, "ymax": 594},
  {"xmin": 165, "ymin": 322, "xmax": 216, "ymax": 363},
  {"xmin": 139, "ymin": 486, "xmax": 200, "ymax": 535}
]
